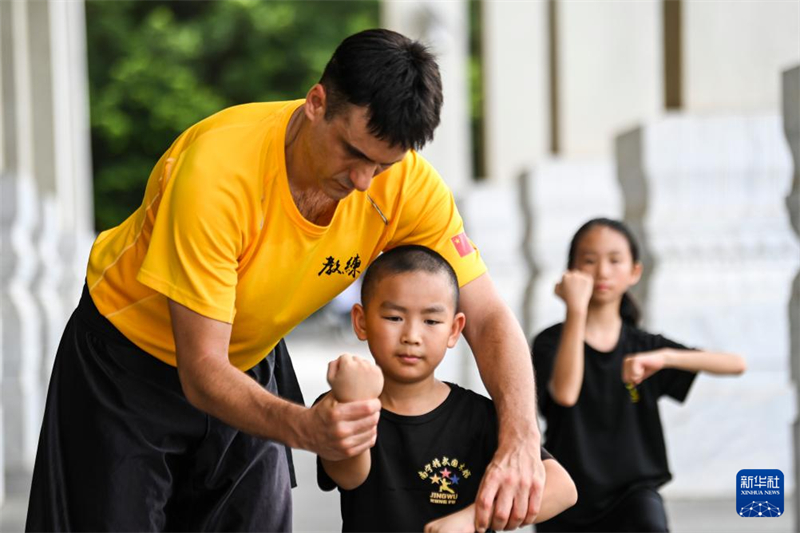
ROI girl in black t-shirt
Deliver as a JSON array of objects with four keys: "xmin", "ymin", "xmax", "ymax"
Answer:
[{"xmin": 532, "ymin": 218, "xmax": 746, "ymax": 533}]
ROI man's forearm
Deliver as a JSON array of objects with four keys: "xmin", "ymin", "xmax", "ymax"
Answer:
[
  {"xmin": 464, "ymin": 301, "xmax": 539, "ymax": 445},
  {"xmin": 179, "ymin": 353, "xmax": 309, "ymax": 447}
]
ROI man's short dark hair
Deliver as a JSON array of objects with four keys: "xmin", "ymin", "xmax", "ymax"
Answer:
[
  {"xmin": 320, "ymin": 29, "xmax": 443, "ymax": 151},
  {"xmin": 360, "ymin": 245, "xmax": 459, "ymax": 310}
]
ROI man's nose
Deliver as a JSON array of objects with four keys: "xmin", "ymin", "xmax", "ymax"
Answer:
[{"xmin": 350, "ymin": 163, "xmax": 379, "ymax": 192}]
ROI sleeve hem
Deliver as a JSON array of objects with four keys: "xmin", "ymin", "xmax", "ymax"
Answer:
[
  {"xmin": 668, "ymin": 370, "xmax": 697, "ymax": 403},
  {"xmin": 458, "ymin": 260, "xmax": 488, "ymax": 288}
]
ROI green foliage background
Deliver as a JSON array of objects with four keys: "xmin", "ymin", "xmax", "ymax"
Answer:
[{"xmin": 86, "ymin": 0, "xmax": 380, "ymax": 231}]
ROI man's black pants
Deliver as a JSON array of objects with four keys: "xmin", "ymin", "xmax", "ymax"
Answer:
[{"xmin": 26, "ymin": 286, "xmax": 298, "ymax": 532}]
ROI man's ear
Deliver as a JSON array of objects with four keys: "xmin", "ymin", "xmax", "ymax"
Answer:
[
  {"xmin": 351, "ymin": 304, "xmax": 368, "ymax": 341},
  {"xmin": 304, "ymin": 84, "xmax": 327, "ymax": 122},
  {"xmin": 447, "ymin": 312, "xmax": 466, "ymax": 349}
]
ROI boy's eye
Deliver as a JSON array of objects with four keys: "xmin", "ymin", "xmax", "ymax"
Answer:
[
  {"xmin": 425, "ymin": 319, "xmax": 442, "ymax": 326},
  {"xmin": 382, "ymin": 315, "xmax": 402, "ymax": 322}
]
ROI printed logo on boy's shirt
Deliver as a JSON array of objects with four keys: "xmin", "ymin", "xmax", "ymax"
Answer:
[
  {"xmin": 736, "ymin": 469, "xmax": 783, "ymax": 517},
  {"xmin": 418, "ymin": 456, "xmax": 472, "ymax": 505},
  {"xmin": 450, "ymin": 232, "xmax": 474, "ymax": 258},
  {"xmin": 318, "ymin": 254, "xmax": 362, "ymax": 278}
]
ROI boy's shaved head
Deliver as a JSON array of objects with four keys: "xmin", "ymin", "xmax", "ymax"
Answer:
[{"xmin": 360, "ymin": 245, "xmax": 459, "ymax": 310}]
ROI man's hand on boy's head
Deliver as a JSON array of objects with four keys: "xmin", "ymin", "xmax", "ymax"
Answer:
[{"xmin": 327, "ymin": 353, "xmax": 384, "ymax": 402}]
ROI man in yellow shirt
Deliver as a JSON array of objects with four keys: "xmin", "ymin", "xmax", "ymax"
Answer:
[{"xmin": 27, "ymin": 29, "xmax": 544, "ymax": 532}]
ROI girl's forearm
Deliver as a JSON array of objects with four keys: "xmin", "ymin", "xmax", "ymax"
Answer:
[
  {"xmin": 662, "ymin": 349, "xmax": 747, "ymax": 375},
  {"xmin": 548, "ymin": 309, "xmax": 587, "ymax": 407}
]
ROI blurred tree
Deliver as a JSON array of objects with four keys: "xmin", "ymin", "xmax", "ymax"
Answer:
[
  {"xmin": 469, "ymin": 0, "xmax": 485, "ymax": 180},
  {"xmin": 86, "ymin": 0, "xmax": 379, "ymax": 231}
]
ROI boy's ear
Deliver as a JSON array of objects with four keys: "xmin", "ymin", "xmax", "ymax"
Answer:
[
  {"xmin": 351, "ymin": 304, "xmax": 368, "ymax": 341},
  {"xmin": 447, "ymin": 312, "xmax": 466, "ymax": 349}
]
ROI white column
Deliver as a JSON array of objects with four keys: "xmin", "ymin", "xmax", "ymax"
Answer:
[
  {"xmin": 617, "ymin": 115, "xmax": 800, "ymax": 496},
  {"xmin": 482, "ymin": 0, "xmax": 549, "ymax": 182},
  {"xmin": 46, "ymin": 0, "xmax": 95, "ymax": 378},
  {"xmin": 454, "ymin": 181, "xmax": 532, "ymax": 393},
  {"xmin": 382, "ymin": 0, "xmax": 472, "ymax": 196},
  {"xmin": 783, "ymin": 64, "xmax": 800, "ymax": 530},
  {"xmin": 556, "ymin": 0, "xmax": 662, "ymax": 158},
  {"xmin": 0, "ymin": 0, "xmax": 43, "ymax": 486},
  {"xmin": 28, "ymin": 0, "xmax": 65, "ymax": 407},
  {"xmin": 683, "ymin": 0, "xmax": 800, "ymax": 113},
  {"xmin": 522, "ymin": 160, "xmax": 622, "ymax": 339},
  {"xmin": 382, "ymin": 0, "xmax": 473, "ymax": 383}
]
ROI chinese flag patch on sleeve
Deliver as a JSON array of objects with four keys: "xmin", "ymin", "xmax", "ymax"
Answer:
[{"xmin": 450, "ymin": 232, "xmax": 475, "ymax": 258}]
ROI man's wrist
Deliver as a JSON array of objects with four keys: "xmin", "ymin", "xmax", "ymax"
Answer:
[
  {"xmin": 276, "ymin": 400, "xmax": 311, "ymax": 450},
  {"xmin": 497, "ymin": 416, "xmax": 541, "ymax": 449}
]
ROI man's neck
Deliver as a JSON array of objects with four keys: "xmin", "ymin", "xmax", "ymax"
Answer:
[
  {"xmin": 379, "ymin": 376, "xmax": 450, "ymax": 417},
  {"xmin": 284, "ymin": 106, "xmax": 338, "ymax": 225}
]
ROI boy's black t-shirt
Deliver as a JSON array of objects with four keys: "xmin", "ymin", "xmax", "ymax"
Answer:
[
  {"xmin": 531, "ymin": 322, "xmax": 696, "ymax": 526},
  {"xmin": 316, "ymin": 383, "xmax": 553, "ymax": 532}
]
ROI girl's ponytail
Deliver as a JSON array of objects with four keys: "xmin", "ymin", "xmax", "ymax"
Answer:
[{"xmin": 619, "ymin": 292, "xmax": 641, "ymax": 326}]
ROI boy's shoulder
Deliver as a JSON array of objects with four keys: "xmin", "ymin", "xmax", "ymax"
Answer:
[{"xmin": 443, "ymin": 382, "xmax": 496, "ymax": 419}]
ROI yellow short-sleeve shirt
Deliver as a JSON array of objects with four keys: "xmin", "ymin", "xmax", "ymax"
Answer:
[{"xmin": 87, "ymin": 100, "xmax": 487, "ymax": 371}]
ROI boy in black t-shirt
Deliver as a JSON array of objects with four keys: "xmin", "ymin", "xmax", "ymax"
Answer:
[{"xmin": 317, "ymin": 245, "xmax": 577, "ymax": 532}]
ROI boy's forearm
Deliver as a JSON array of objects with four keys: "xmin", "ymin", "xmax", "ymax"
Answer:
[
  {"xmin": 662, "ymin": 349, "xmax": 747, "ymax": 375},
  {"xmin": 320, "ymin": 451, "xmax": 371, "ymax": 491},
  {"xmin": 535, "ymin": 459, "xmax": 578, "ymax": 523},
  {"xmin": 424, "ymin": 503, "xmax": 476, "ymax": 533}
]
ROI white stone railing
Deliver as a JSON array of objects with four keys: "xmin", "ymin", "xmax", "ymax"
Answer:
[
  {"xmin": 0, "ymin": 0, "xmax": 93, "ymax": 505},
  {"xmin": 782, "ymin": 64, "xmax": 800, "ymax": 529},
  {"xmin": 617, "ymin": 113, "xmax": 800, "ymax": 497}
]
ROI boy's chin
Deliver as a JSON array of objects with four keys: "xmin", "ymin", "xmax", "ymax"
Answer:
[{"xmin": 380, "ymin": 368, "xmax": 436, "ymax": 385}]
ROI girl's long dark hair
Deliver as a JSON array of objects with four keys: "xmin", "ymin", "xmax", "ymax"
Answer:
[{"xmin": 567, "ymin": 218, "xmax": 642, "ymax": 326}]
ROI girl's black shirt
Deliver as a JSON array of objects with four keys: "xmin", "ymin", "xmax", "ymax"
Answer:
[{"xmin": 532, "ymin": 322, "xmax": 696, "ymax": 526}]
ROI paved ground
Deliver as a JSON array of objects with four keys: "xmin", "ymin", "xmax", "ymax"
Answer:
[
  {"xmin": 4, "ymin": 330, "xmax": 796, "ymax": 532},
  {"xmin": 5, "ymin": 454, "xmax": 795, "ymax": 532}
]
